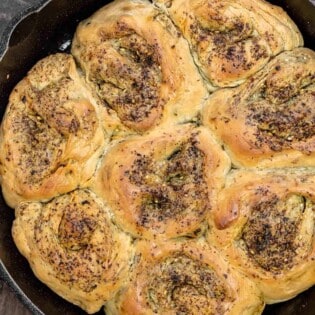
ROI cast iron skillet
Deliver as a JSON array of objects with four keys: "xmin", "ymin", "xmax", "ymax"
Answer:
[{"xmin": 0, "ymin": 0, "xmax": 314, "ymax": 314}]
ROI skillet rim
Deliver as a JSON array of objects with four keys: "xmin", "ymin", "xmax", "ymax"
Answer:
[{"xmin": 0, "ymin": 0, "xmax": 51, "ymax": 60}]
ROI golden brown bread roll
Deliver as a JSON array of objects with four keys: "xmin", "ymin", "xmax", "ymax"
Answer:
[
  {"xmin": 0, "ymin": 53, "xmax": 106, "ymax": 208},
  {"xmin": 154, "ymin": 0, "xmax": 303, "ymax": 88},
  {"xmin": 105, "ymin": 240, "xmax": 265, "ymax": 315},
  {"xmin": 12, "ymin": 189, "xmax": 134, "ymax": 314},
  {"xmin": 94, "ymin": 124, "xmax": 231, "ymax": 240},
  {"xmin": 207, "ymin": 169, "xmax": 315, "ymax": 304},
  {"xmin": 71, "ymin": 0, "xmax": 207, "ymax": 132},
  {"xmin": 203, "ymin": 47, "xmax": 315, "ymax": 168}
]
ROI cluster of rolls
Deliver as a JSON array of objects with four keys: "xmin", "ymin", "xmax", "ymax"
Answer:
[{"xmin": 0, "ymin": 0, "xmax": 314, "ymax": 314}]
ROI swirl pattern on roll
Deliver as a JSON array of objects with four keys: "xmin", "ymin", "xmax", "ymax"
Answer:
[
  {"xmin": 0, "ymin": 54, "xmax": 106, "ymax": 208},
  {"xmin": 12, "ymin": 189, "xmax": 134, "ymax": 314},
  {"xmin": 154, "ymin": 0, "xmax": 303, "ymax": 88},
  {"xmin": 105, "ymin": 240, "xmax": 264, "ymax": 315},
  {"xmin": 203, "ymin": 47, "xmax": 315, "ymax": 167},
  {"xmin": 207, "ymin": 169, "xmax": 315, "ymax": 303},
  {"xmin": 94, "ymin": 124, "xmax": 230, "ymax": 240},
  {"xmin": 72, "ymin": 0, "xmax": 207, "ymax": 132}
]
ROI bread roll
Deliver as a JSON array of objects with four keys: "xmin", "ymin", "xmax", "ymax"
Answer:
[
  {"xmin": 12, "ymin": 189, "xmax": 134, "ymax": 314},
  {"xmin": 155, "ymin": 0, "xmax": 303, "ymax": 88},
  {"xmin": 94, "ymin": 124, "xmax": 230, "ymax": 240},
  {"xmin": 207, "ymin": 169, "xmax": 315, "ymax": 303},
  {"xmin": 105, "ymin": 239, "xmax": 264, "ymax": 315},
  {"xmin": 203, "ymin": 47, "xmax": 315, "ymax": 168},
  {"xmin": 72, "ymin": 0, "xmax": 207, "ymax": 132},
  {"xmin": 0, "ymin": 53, "xmax": 106, "ymax": 208}
]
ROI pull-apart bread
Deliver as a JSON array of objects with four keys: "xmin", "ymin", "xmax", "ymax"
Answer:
[
  {"xmin": 0, "ymin": 0, "xmax": 314, "ymax": 314},
  {"xmin": 12, "ymin": 189, "xmax": 134, "ymax": 314},
  {"xmin": 93, "ymin": 124, "xmax": 230, "ymax": 240}
]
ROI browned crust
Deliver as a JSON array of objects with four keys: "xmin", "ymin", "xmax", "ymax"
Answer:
[
  {"xmin": 72, "ymin": 0, "xmax": 207, "ymax": 132},
  {"xmin": 207, "ymin": 169, "xmax": 315, "ymax": 303},
  {"xmin": 155, "ymin": 0, "xmax": 303, "ymax": 88},
  {"xmin": 93, "ymin": 124, "xmax": 230, "ymax": 240},
  {"xmin": 203, "ymin": 48, "xmax": 315, "ymax": 168}
]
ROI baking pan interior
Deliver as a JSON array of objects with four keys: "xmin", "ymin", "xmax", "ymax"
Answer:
[{"xmin": 0, "ymin": 0, "xmax": 314, "ymax": 314}]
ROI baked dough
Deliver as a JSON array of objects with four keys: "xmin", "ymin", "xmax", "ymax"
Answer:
[
  {"xmin": 154, "ymin": 0, "xmax": 303, "ymax": 88},
  {"xmin": 207, "ymin": 169, "xmax": 315, "ymax": 303},
  {"xmin": 93, "ymin": 124, "xmax": 230, "ymax": 240},
  {"xmin": 105, "ymin": 240, "xmax": 264, "ymax": 315},
  {"xmin": 0, "ymin": 53, "xmax": 106, "ymax": 208},
  {"xmin": 72, "ymin": 0, "xmax": 207, "ymax": 132},
  {"xmin": 203, "ymin": 47, "xmax": 315, "ymax": 168},
  {"xmin": 0, "ymin": 0, "xmax": 313, "ymax": 314},
  {"xmin": 12, "ymin": 189, "xmax": 134, "ymax": 314}
]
